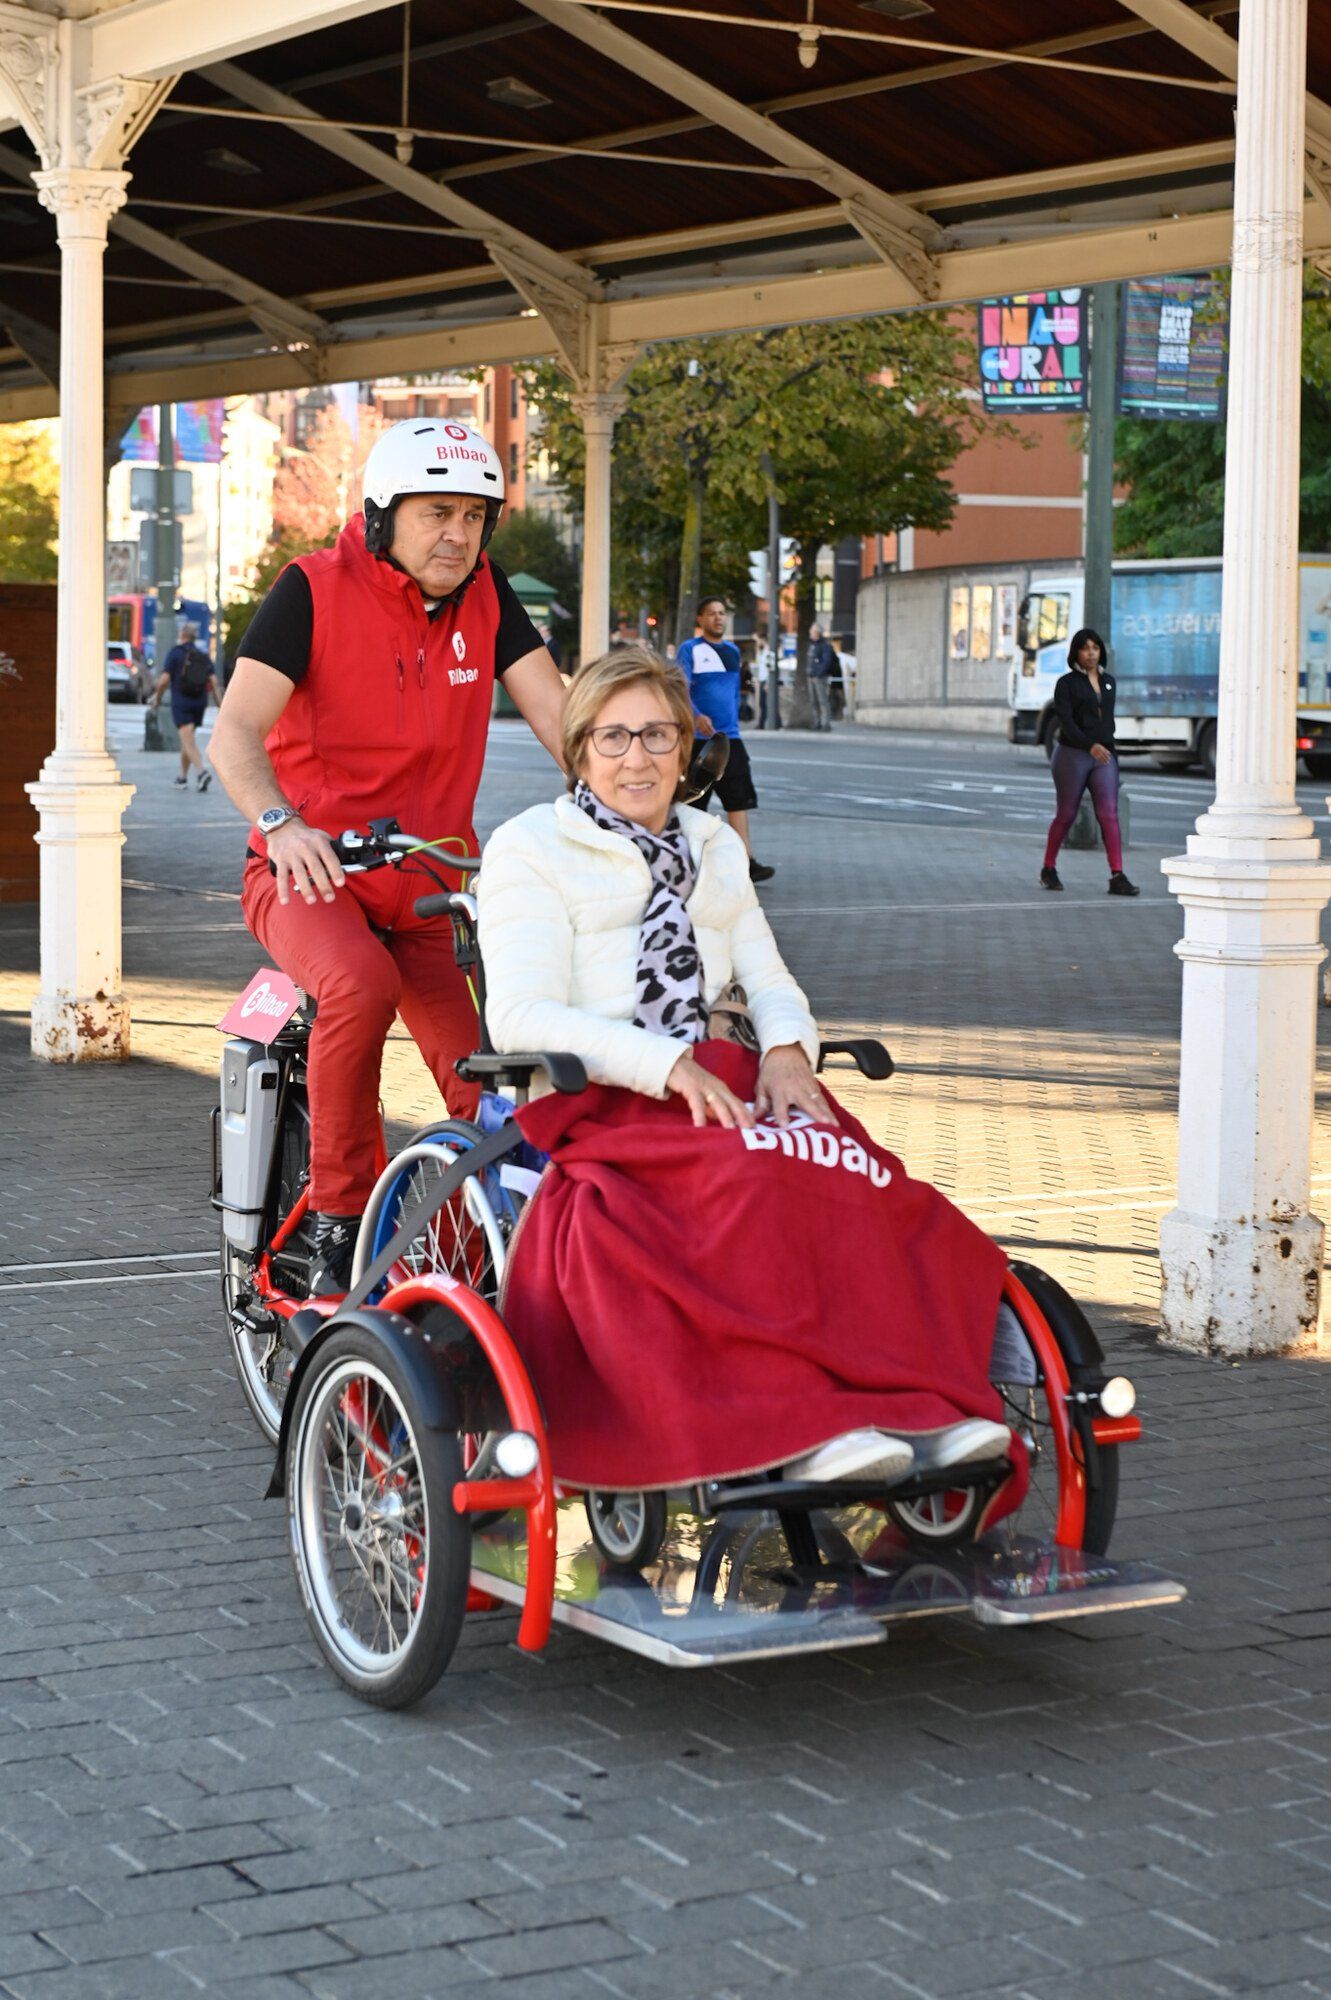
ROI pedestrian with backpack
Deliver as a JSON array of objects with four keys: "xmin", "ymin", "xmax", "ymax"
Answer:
[{"xmin": 153, "ymin": 622, "xmax": 218, "ymax": 791}]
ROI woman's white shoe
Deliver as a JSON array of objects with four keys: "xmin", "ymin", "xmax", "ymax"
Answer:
[
  {"xmin": 910, "ymin": 1420, "xmax": 1011, "ymax": 1471},
  {"xmin": 783, "ymin": 1428, "xmax": 914, "ymax": 1485}
]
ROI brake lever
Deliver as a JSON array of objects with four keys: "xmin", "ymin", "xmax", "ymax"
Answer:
[{"xmin": 333, "ymin": 826, "xmax": 399, "ymax": 874}]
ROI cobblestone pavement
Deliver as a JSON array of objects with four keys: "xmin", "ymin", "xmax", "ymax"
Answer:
[{"xmin": 4, "ymin": 728, "xmax": 1331, "ymax": 1998}]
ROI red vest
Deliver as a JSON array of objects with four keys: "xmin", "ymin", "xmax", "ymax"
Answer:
[{"xmin": 259, "ymin": 517, "xmax": 500, "ymax": 900}]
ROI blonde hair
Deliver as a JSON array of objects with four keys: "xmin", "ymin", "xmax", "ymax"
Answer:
[{"xmin": 562, "ymin": 647, "xmax": 695, "ymax": 791}]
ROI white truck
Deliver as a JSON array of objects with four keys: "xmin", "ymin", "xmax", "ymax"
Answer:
[{"xmin": 1008, "ymin": 556, "xmax": 1331, "ymax": 778}]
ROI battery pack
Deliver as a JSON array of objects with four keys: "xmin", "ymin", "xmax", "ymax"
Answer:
[{"xmin": 219, "ymin": 1038, "xmax": 280, "ymax": 1250}]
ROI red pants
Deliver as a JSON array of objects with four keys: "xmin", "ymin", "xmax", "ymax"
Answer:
[{"xmin": 241, "ymin": 860, "xmax": 480, "ymax": 1213}]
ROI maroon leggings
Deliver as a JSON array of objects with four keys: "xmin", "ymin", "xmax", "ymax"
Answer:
[{"xmin": 1043, "ymin": 744, "xmax": 1123, "ymax": 873}]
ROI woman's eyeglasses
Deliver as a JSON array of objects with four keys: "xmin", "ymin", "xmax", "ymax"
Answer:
[{"xmin": 588, "ymin": 722, "xmax": 686, "ymax": 757}]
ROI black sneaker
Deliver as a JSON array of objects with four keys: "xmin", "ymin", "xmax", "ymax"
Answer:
[
  {"xmin": 308, "ymin": 1213, "xmax": 360, "ymax": 1296},
  {"xmin": 1040, "ymin": 866, "xmax": 1063, "ymax": 891},
  {"xmin": 197, "ymin": 769, "xmax": 212, "ymax": 792},
  {"xmin": 749, "ymin": 858, "xmax": 776, "ymax": 883},
  {"xmin": 1108, "ymin": 872, "xmax": 1140, "ymax": 897},
  {"xmin": 173, "ymin": 775, "xmax": 188, "ymax": 789}
]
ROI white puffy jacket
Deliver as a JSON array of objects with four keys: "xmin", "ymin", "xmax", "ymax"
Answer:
[{"xmin": 476, "ymin": 794, "xmax": 819, "ymax": 1099}]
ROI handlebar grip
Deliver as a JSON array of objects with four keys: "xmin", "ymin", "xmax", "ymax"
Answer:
[{"xmin": 413, "ymin": 893, "xmax": 453, "ymax": 919}]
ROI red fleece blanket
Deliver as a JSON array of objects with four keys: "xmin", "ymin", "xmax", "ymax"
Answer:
[{"xmin": 502, "ymin": 1043, "xmax": 1013, "ymax": 1492}]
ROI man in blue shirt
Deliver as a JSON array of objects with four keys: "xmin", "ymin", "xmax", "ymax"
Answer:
[
  {"xmin": 677, "ymin": 595, "xmax": 774, "ymax": 882},
  {"xmin": 151, "ymin": 621, "xmax": 218, "ymax": 791}
]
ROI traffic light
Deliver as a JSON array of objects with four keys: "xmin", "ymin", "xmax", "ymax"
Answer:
[
  {"xmin": 779, "ymin": 537, "xmax": 798, "ymax": 583},
  {"xmin": 747, "ymin": 549, "xmax": 769, "ymax": 598}
]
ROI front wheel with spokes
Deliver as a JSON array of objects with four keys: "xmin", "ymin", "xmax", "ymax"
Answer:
[
  {"xmin": 287, "ymin": 1323, "xmax": 470, "ymax": 1707},
  {"xmin": 353, "ymin": 1134, "xmax": 508, "ymax": 1304}
]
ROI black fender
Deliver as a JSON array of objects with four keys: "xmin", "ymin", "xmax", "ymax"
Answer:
[
  {"xmin": 1008, "ymin": 1260, "xmax": 1108, "ymax": 1385},
  {"xmin": 266, "ymin": 1304, "xmax": 464, "ymax": 1500}
]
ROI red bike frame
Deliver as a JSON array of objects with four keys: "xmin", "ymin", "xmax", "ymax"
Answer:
[
  {"xmin": 253, "ymin": 1124, "xmax": 389, "ymax": 1321},
  {"xmin": 377, "ymin": 1271, "xmax": 556, "ymax": 1656},
  {"xmin": 1001, "ymin": 1266, "xmax": 1141, "ymax": 1547}
]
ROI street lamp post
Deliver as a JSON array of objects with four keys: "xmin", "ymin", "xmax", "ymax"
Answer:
[{"xmin": 760, "ymin": 450, "xmax": 781, "ymax": 731}]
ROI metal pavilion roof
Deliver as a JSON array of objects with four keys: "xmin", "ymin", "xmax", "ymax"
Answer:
[{"xmin": 0, "ymin": 0, "xmax": 1329, "ymax": 419}]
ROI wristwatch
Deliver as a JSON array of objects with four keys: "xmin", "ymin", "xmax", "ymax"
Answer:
[{"xmin": 256, "ymin": 805, "xmax": 300, "ymax": 838}]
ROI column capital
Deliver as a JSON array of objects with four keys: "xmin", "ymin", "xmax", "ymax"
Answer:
[
  {"xmin": 0, "ymin": 11, "xmax": 58, "ymax": 166},
  {"xmin": 570, "ymin": 388, "xmax": 629, "ymax": 433},
  {"xmin": 0, "ymin": 12, "xmax": 175, "ymax": 175},
  {"xmin": 33, "ymin": 167, "xmax": 129, "ymax": 243}
]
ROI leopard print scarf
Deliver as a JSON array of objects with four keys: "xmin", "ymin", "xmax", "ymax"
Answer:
[{"xmin": 574, "ymin": 781, "xmax": 708, "ymax": 1044}]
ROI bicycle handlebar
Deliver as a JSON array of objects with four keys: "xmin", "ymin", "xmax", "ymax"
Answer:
[{"xmin": 323, "ymin": 817, "xmax": 480, "ymax": 876}]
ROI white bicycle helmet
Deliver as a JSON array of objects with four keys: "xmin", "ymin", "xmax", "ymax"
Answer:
[{"xmin": 361, "ymin": 419, "xmax": 506, "ymax": 556}]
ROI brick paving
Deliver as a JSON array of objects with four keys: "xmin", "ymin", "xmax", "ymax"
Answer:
[{"xmin": 3, "ymin": 727, "xmax": 1331, "ymax": 1997}]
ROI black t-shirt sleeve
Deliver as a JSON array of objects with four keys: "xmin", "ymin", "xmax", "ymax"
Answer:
[
  {"xmin": 237, "ymin": 565, "xmax": 314, "ymax": 684},
  {"xmin": 489, "ymin": 562, "xmax": 545, "ymax": 677}
]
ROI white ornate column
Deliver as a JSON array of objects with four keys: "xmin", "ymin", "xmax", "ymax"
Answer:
[
  {"xmin": 572, "ymin": 388, "xmax": 627, "ymax": 664},
  {"xmin": 27, "ymin": 167, "xmax": 134, "ymax": 1060},
  {"xmin": 1159, "ymin": 0, "xmax": 1331, "ymax": 1353},
  {"xmin": 0, "ymin": 20, "xmax": 174, "ymax": 1061}
]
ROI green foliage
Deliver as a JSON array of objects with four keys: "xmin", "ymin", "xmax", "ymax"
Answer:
[
  {"xmin": 520, "ymin": 314, "xmax": 1001, "ymax": 652},
  {"xmin": 486, "ymin": 508, "xmax": 580, "ymax": 649},
  {"xmin": 1115, "ymin": 269, "xmax": 1331, "ymax": 558},
  {"xmin": 1113, "ymin": 420, "xmax": 1226, "ymax": 558},
  {"xmin": 0, "ymin": 421, "xmax": 59, "ymax": 583},
  {"xmin": 222, "ymin": 531, "xmax": 333, "ymax": 660}
]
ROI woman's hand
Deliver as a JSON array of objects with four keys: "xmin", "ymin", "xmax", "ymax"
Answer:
[
  {"xmin": 756, "ymin": 1044, "xmax": 838, "ymax": 1127},
  {"xmin": 666, "ymin": 1053, "xmax": 753, "ymax": 1129},
  {"xmin": 1090, "ymin": 743, "xmax": 1112, "ymax": 765}
]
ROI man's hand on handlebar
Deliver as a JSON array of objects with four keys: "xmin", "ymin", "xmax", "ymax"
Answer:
[{"xmin": 269, "ymin": 818, "xmax": 347, "ymax": 907}]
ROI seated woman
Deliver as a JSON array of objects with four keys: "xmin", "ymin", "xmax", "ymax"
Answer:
[{"xmin": 476, "ymin": 648, "xmax": 1014, "ymax": 1497}]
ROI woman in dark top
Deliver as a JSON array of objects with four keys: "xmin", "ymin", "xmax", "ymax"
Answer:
[{"xmin": 1040, "ymin": 628, "xmax": 1139, "ymax": 896}]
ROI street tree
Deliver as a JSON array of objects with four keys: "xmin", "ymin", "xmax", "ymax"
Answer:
[
  {"xmin": 0, "ymin": 420, "xmax": 59, "ymax": 583},
  {"xmin": 272, "ymin": 403, "xmax": 385, "ymax": 546},
  {"xmin": 520, "ymin": 314, "xmax": 1000, "ymax": 713},
  {"xmin": 486, "ymin": 507, "xmax": 580, "ymax": 654}
]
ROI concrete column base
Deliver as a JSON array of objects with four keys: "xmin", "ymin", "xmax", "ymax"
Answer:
[
  {"xmin": 30, "ymin": 990, "xmax": 131, "ymax": 1064},
  {"xmin": 27, "ymin": 755, "xmax": 134, "ymax": 1064},
  {"xmin": 1160, "ymin": 1206, "xmax": 1324, "ymax": 1356},
  {"xmin": 1160, "ymin": 837, "xmax": 1331, "ymax": 1356}
]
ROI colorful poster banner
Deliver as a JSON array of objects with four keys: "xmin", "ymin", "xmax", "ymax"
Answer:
[
  {"xmin": 1117, "ymin": 276, "xmax": 1227, "ymax": 423},
  {"xmin": 119, "ymin": 407, "xmax": 157, "ymax": 462},
  {"xmin": 977, "ymin": 291, "xmax": 1087, "ymax": 411},
  {"xmin": 174, "ymin": 399, "xmax": 225, "ymax": 463},
  {"xmin": 119, "ymin": 399, "xmax": 225, "ymax": 465}
]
